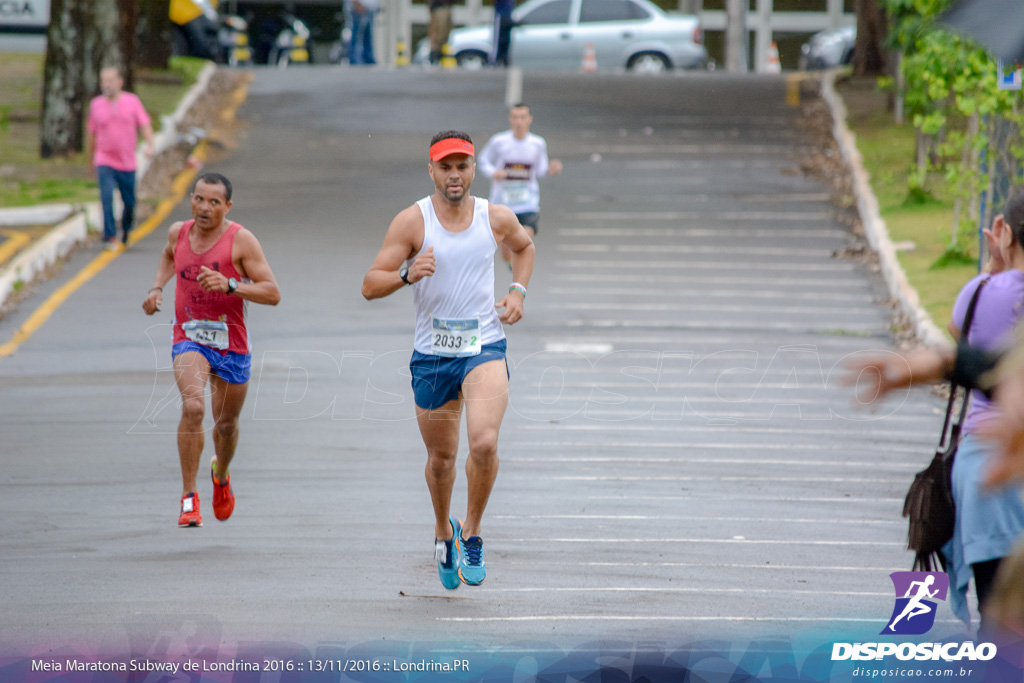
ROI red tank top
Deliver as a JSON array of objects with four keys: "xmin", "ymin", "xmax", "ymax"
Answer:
[{"xmin": 172, "ymin": 220, "xmax": 249, "ymax": 355}]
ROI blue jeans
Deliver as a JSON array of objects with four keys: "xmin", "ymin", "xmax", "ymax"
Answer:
[
  {"xmin": 347, "ymin": 9, "xmax": 376, "ymax": 65},
  {"xmin": 96, "ymin": 165, "xmax": 137, "ymax": 242}
]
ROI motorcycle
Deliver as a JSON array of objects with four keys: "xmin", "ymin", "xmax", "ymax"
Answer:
[
  {"xmin": 218, "ymin": 14, "xmax": 252, "ymax": 67},
  {"xmin": 252, "ymin": 12, "xmax": 310, "ymax": 67}
]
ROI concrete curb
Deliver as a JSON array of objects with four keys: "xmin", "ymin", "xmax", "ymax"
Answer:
[
  {"xmin": 820, "ymin": 70, "xmax": 949, "ymax": 350},
  {"xmin": 0, "ymin": 212, "xmax": 89, "ymax": 306},
  {"xmin": 0, "ymin": 62, "xmax": 218, "ymax": 311}
]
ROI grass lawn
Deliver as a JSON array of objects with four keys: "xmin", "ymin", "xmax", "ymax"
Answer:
[
  {"xmin": 838, "ymin": 76, "xmax": 979, "ymax": 338},
  {"xmin": 0, "ymin": 55, "xmax": 206, "ymax": 208}
]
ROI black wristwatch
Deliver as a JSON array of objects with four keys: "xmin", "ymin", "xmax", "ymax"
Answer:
[
  {"xmin": 226, "ymin": 278, "xmax": 238, "ymax": 294},
  {"xmin": 399, "ymin": 267, "xmax": 412, "ymax": 286}
]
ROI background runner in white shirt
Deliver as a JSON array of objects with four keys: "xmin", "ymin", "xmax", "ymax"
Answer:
[{"xmin": 478, "ymin": 104, "xmax": 561, "ymax": 266}]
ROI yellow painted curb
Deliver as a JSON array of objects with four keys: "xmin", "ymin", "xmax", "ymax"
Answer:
[
  {"xmin": 0, "ymin": 229, "xmax": 32, "ymax": 266},
  {"xmin": 786, "ymin": 73, "xmax": 807, "ymax": 108}
]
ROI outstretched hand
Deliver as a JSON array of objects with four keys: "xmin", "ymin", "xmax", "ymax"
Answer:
[{"xmin": 841, "ymin": 349, "xmax": 950, "ymax": 406}]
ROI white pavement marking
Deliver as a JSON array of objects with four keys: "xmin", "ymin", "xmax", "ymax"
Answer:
[
  {"xmin": 517, "ymin": 441, "xmax": 924, "ymax": 455},
  {"xmin": 493, "ymin": 514, "xmax": 901, "ymax": 525},
  {"xmin": 505, "ymin": 457, "xmax": 918, "ymax": 471},
  {"xmin": 557, "ymin": 227, "xmax": 838, "ymax": 238},
  {"xmin": 567, "ymin": 211, "xmax": 829, "ymax": 222},
  {"xmin": 578, "ymin": 114, "xmax": 794, "ymax": 126},
  {"xmin": 527, "ymin": 349, "xmax": 865, "ymax": 360},
  {"xmin": 558, "ymin": 319, "xmax": 880, "ymax": 332},
  {"xmin": 506, "ymin": 537, "xmax": 903, "ymax": 546},
  {"xmin": 586, "ymin": 144, "xmax": 812, "ymax": 155},
  {"xmin": 504, "ymin": 66, "xmax": 523, "ymax": 106},
  {"xmin": 520, "ymin": 413, "xmax": 919, "ymax": 430},
  {"xmin": 623, "ymin": 159, "xmax": 773, "ymax": 169},
  {"xmin": 514, "ymin": 561, "xmax": 902, "ymax": 571},
  {"xmin": 545, "ymin": 476, "xmax": 899, "ymax": 483},
  {"xmin": 551, "ymin": 302, "xmax": 879, "ymax": 316},
  {"xmin": 574, "ymin": 193, "xmax": 833, "ymax": 204},
  {"xmin": 589, "ymin": 495, "xmax": 904, "ymax": 503},
  {"xmin": 557, "ymin": 244, "xmax": 834, "ymax": 257},
  {"xmin": 544, "ymin": 342, "xmax": 615, "ymax": 354},
  {"xmin": 547, "ymin": 287, "xmax": 871, "ymax": 302},
  {"xmin": 463, "ymin": 587, "xmax": 892, "ymax": 597},
  {"xmin": 553, "ymin": 273, "xmax": 868, "ymax": 288},
  {"xmin": 558, "ymin": 259, "xmax": 856, "ymax": 272},
  {"xmin": 534, "ymin": 334, "xmax": 893, "ymax": 346},
  {"xmin": 512, "ymin": 408, "xmax": 941, "ymax": 425},
  {"xmin": 587, "ymin": 176, "xmax": 709, "ymax": 184}
]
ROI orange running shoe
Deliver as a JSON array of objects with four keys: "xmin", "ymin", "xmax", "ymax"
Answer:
[
  {"xmin": 211, "ymin": 458, "xmax": 235, "ymax": 521},
  {"xmin": 178, "ymin": 492, "xmax": 202, "ymax": 527}
]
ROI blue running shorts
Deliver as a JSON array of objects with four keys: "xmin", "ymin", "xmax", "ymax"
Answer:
[
  {"xmin": 516, "ymin": 212, "xmax": 539, "ymax": 233},
  {"xmin": 172, "ymin": 341, "xmax": 251, "ymax": 384},
  {"xmin": 410, "ymin": 340, "xmax": 508, "ymax": 410}
]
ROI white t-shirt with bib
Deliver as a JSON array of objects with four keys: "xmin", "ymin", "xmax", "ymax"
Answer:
[{"xmin": 478, "ymin": 131, "xmax": 551, "ymax": 214}]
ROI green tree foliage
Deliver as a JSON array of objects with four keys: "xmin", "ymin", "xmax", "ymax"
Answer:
[{"xmin": 883, "ymin": 0, "xmax": 1024, "ymax": 259}]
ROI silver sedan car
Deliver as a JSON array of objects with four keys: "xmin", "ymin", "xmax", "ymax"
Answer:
[
  {"xmin": 799, "ymin": 25, "xmax": 855, "ymax": 70},
  {"xmin": 429, "ymin": 0, "xmax": 707, "ymax": 72}
]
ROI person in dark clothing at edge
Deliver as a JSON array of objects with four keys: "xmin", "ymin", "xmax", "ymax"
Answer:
[{"xmin": 490, "ymin": 0, "xmax": 515, "ymax": 67}]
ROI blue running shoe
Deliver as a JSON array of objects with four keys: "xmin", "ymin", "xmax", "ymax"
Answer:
[
  {"xmin": 434, "ymin": 517, "xmax": 462, "ymax": 590},
  {"xmin": 458, "ymin": 532, "xmax": 486, "ymax": 585}
]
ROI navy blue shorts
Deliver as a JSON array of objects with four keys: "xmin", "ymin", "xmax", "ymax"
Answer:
[
  {"xmin": 172, "ymin": 341, "xmax": 251, "ymax": 384},
  {"xmin": 410, "ymin": 340, "xmax": 508, "ymax": 410},
  {"xmin": 516, "ymin": 212, "xmax": 539, "ymax": 233}
]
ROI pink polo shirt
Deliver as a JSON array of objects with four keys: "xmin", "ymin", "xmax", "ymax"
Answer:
[{"xmin": 87, "ymin": 92, "xmax": 150, "ymax": 171}]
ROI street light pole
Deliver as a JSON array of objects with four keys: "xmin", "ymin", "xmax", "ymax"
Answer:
[{"xmin": 724, "ymin": 0, "xmax": 747, "ymax": 73}]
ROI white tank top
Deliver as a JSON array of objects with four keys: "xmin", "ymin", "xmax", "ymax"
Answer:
[{"xmin": 412, "ymin": 196, "xmax": 505, "ymax": 354}]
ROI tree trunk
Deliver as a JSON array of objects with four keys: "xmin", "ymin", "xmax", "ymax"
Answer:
[
  {"xmin": 118, "ymin": 0, "xmax": 140, "ymax": 90},
  {"xmin": 951, "ymin": 113, "xmax": 980, "ymax": 249},
  {"xmin": 853, "ymin": 0, "xmax": 887, "ymax": 77},
  {"xmin": 677, "ymin": 0, "xmax": 702, "ymax": 14},
  {"xmin": 135, "ymin": 0, "xmax": 172, "ymax": 70},
  {"xmin": 40, "ymin": 0, "xmax": 87, "ymax": 157},
  {"xmin": 40, "ymin": 0, "xmax": 126, "ymax": 158},
  {"xmin": 86, "ymin": 0, "xmax": 126, "ymax": 95}
]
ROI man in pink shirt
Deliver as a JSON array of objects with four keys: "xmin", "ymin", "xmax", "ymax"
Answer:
[{"xmin": 87, "ymin": 67, "xmax": 155, "ymax": 250}]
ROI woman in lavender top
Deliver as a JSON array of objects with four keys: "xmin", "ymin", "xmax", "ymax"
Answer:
[{"xmin": 945, "ymin": 189, "xmax": 1024, "ymax": 628}]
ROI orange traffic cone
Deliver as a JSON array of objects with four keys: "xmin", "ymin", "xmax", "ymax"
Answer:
[
  {"xmin": 765, "ymin": 41, "xmax": 781, "ymax": 73},
  {"xmin": 581, "ymin": 42, "xmax": 597, "ymax": 73}
]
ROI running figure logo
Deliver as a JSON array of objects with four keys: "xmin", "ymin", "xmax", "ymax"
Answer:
[{"xmin": 881, "ymin": 571, "xmax": 949, "ymax": 635}]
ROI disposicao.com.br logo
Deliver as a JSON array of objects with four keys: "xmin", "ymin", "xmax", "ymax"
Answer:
[{"xmin": 831, "ymin": 572, "xmax": 998, "ymax": 663}]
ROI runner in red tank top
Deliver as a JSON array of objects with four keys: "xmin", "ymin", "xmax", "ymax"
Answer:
[{"xmin": 142, "ymin": 173, "xmax": 281, "ymax": 528}]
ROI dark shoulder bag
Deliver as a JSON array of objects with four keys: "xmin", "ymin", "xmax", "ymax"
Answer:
[{"xmin": 902, "ymin": 277, "xmax": 988, "ymax": 572}]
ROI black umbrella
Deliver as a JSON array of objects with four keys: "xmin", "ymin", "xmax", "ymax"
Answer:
[{"xmin": 938, "ymin": 0, "xmax": 1024, "ymax": 65}]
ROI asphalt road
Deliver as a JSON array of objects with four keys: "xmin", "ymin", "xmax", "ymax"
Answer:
[{"xmin": 0, "ymin": 67, "xmax": 955, "ymax": 665}]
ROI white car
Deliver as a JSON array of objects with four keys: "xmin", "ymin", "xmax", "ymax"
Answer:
[
  {"xmin": 419, "ymin": 0, "xmax": 707, "ymax": 72},
  {"xmin": 799, "ymin": 25, "xmax": 855, "ymax": 70}
]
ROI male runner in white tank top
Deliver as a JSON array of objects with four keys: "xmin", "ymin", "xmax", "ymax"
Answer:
[{"xmin": 362, "ymin": 130, "xmax": 535, "ymax": 590}]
